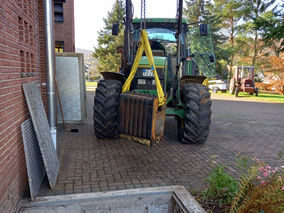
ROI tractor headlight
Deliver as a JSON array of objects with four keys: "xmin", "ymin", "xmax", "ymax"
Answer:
[{"xmin": 138, "ymin": 79, "xmax": 146, "ymax": 85}]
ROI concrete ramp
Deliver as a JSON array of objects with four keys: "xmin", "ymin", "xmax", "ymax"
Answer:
[{"xmin": 19, "ymin": 186, "xmax": 205, "ymax": 213}]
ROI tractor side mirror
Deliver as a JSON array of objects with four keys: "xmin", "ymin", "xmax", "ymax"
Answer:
[
  {"xmin": 112, "ymin": 23, "xmax": 119, "ymax": 36},
  {"xmin": 209, "ymin": 55, "xmax": 215, "ymax": 62},
  {"xmin": 199, "ymin": 24, "xmax": 208, "ymax": 36}
]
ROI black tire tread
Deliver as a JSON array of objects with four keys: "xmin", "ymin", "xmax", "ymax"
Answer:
[
  {"xmin": 180, "ymin": 83, "xmax": 212, "ymax": 144},
  {"xmin": 93, "ymin": 79, "xmax": 122, "ymax": 138}
]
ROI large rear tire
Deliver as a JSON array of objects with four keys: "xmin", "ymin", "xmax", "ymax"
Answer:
[
  {"xmin": 178, "ymin": 83, "xmax": 212, "ymax": 144},
  {"xmin": 93, "ymin": 79, "xmax": 122, "ymax": 138}
]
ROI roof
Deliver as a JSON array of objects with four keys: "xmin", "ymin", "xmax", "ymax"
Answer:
[
  {"xmin": 132, "ymin": 18, "xmax": 188, "ymax": 32},
  {"xmin": 132, "ymin": 18, "xmax": 187, "ymax": 24}
]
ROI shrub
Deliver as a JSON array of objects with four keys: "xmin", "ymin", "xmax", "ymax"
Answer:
[{"xmin": 203, "ymin": 165, "xmax": 239, "ymax": 206}]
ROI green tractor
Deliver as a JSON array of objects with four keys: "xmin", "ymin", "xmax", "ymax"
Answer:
[{"xmin": 93, "ymin": 0, "xmax": 216, "ymax": 146}]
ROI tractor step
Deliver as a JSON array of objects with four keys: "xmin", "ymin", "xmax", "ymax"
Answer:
[{"xmin": 119, "ymin": 92, "xmax": 165, "ymax": 146}]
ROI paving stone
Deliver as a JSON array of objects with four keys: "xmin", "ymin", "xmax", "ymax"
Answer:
[
  {"xmin": 74, "ymin": 189, "xmax": 83, "ymax": 193},
  {"xmin": 64, "ymin": 189, "xmax": 74, "ymax": 194},
  {"xmin": 117, "ymin": 185, "xmax": 126, "ymax": 190},
  {"xmin": 83, "ymin": 188, "xmax": 91, "ymax": 193},
  {"xmin": 53, "ymin": 190, "xmax": 65, "ymax": 195},
  {"xmin": 100, "ymin": 186, "xmax": 109, "ymax": 192},
  {"xmin": 55, "ymin": 184, "xmax": 65, "ymax": 190},
  {"xmin": 91, "ymin": 187, "xmax": 100, "ymax": 192},
  {"xmin": 134, "ymin": 184, "xmax": 142, "ymax": 188},
  {"xmin": 108, "ymin": 186, "xmax": 118, "ymax": 191},
  {"xmin": 98, "ymin": 181, "xmax": 108, "ymax": 187},
  {"xmin": 74, "ymin": 179, "xmax": 82, "ymax": 186}
]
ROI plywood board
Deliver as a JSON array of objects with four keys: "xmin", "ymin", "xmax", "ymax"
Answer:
[{"xmin": 22, "ymin": 82, "xmax": 59, "ymax": 188}]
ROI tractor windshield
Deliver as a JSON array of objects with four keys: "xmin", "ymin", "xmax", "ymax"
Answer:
[
  {"xmin": 133, "ymin": 28, "xmax": 183, "ymax": 56},
  {"xmin": 147, "ymin": 28, "xmax": 180, "ymax": 56},
  {"xmin": 147, "ymin": 28, "xmax": 176, "ymax": 42},
  {"xmin": 242, "ymin": 68, "xmax": 251, "ymax": 79}
]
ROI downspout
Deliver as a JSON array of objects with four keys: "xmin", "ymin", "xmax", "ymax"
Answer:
[{"xmin": 44, "ymin": 0, "xmax": 56, "ymax": 150}]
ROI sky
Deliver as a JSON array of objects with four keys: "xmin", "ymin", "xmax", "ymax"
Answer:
[
  {"xmin": 74, "ymin": 0, "xmax": 177, "ymax": 51},
  {"xmin": 74, "ymin": 0, "xmax": 282, "ymax": 51}
]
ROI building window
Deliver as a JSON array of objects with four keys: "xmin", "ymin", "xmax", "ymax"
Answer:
[
  {"xmin": 55, "ymin": 41, "xmax": 64, "ymax": 52},
  {"xmin": 54, "ymin": 2, "xmax": 64, "ymax": 22}
]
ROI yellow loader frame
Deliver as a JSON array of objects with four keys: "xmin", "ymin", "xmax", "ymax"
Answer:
[{"xmin": 122, "ymin": 30, "xmax": 166, "ymax": 106}]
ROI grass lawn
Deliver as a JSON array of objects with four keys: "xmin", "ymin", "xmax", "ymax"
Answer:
[
  {"xmin": 85, "ymin": 81, "xmax": 98, "ymax": 87},
  {"xmin": 213, "ymin": 91, "xmax": 284, "ymax": 103}
]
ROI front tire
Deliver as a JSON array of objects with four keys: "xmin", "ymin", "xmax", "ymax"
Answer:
[
  {"xmin": 93, "ymin": 79, "xmax": 122, "ymax": 138},
  {"xmin": 255, "ymin": 88, "xmax": 258, "ymax": 96},
  {"xmin": 235, "ymin": 87, "xmax": 239, "ymax": 97},
  {"xmin": 178, "ymin": 83, "xmax": 212, "ymax": 144}
]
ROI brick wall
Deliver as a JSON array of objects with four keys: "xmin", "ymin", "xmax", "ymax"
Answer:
[
  {"xmin": 54, "ymin": 0, "xmax": 75, "ymax": 52},
  {"xmin": 0, "ymin": 0, "xmax": 47, "ymax": 212}
]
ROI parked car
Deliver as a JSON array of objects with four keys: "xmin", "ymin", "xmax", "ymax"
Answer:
[{"xmin": 208, "ymin": 80, "xmax": 229, "ymax": 93}]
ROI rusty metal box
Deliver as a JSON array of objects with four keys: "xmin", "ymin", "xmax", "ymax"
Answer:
[{"xmin": 119, "ymin": 92, "xmax": 165, "ymax": 146}]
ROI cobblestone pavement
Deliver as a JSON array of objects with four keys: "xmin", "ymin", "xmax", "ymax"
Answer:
[{"xmin": 39, "ymin": 91, "xmax": 284, "ymax": 196}]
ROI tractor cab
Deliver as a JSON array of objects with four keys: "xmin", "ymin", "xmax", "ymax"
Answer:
[
  {"xmin": 130, "ymin": 18, "xmax": 216, "ymax": 94},
  {"xmin": 131, "ymin": 18, "xmax": 188, "ymax": 92},
  {"xmin": 234, "ymin": 66, "xmax": 254, "ymax": 81}
]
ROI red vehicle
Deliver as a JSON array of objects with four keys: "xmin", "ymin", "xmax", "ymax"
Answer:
[{"xmin": 229, "ymin": 66, "xmax": 258, "ymax": 97}]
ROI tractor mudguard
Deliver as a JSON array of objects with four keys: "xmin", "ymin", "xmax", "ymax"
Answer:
[
  {"xmin": 101, "ymin": 72, "xmax": 125, "ymax": 83},
  {"xmin": 180, "ymin": 76, "xmax": 207, "ymax": 86},
  {"xmin": 119, "ymin": 92, "xmax": 165, "ymax": 146}
]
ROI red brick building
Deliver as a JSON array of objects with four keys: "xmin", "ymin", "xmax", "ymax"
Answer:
[
  {"xmin": 0, "ymin": 1, "xmax": 47, "ymax": 212},
  {"xmin": 54, "ymin": 0, "xmax": 75, "ymax": 52},
  {"xmin": 0, "ymin": 0, "xmax": 74, "ymax": 212}
]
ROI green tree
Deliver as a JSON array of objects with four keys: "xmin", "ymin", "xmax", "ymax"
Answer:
[
  {"xmin": 214, "ymin": 0, "xmax": 247, "ymax": 79},
  {"xmin": 206, "ymin": 2, "xmax": 232, "ymax": 78},
  {"xmin": 254, "ymin": 8, "xmax": 284, "ymax": 57},
  {"xmin": 244, "ymin": 0, "xmax": 276, "ymax": 66},
  {"xmin": 184, "ymin": 0, "xmax": 204, "ymax": 23},
  {"xmin": 92, "ymin": 0, "xmax": 125, "ymax": 72},
  {"xmin": 234, "ymin": 35, "xmax": 254, "ymax": 65}
]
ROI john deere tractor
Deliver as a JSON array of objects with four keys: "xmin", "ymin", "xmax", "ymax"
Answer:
[{"xmin": 93, "ymin": 0, "xmax": 216, "ymax": 146}]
